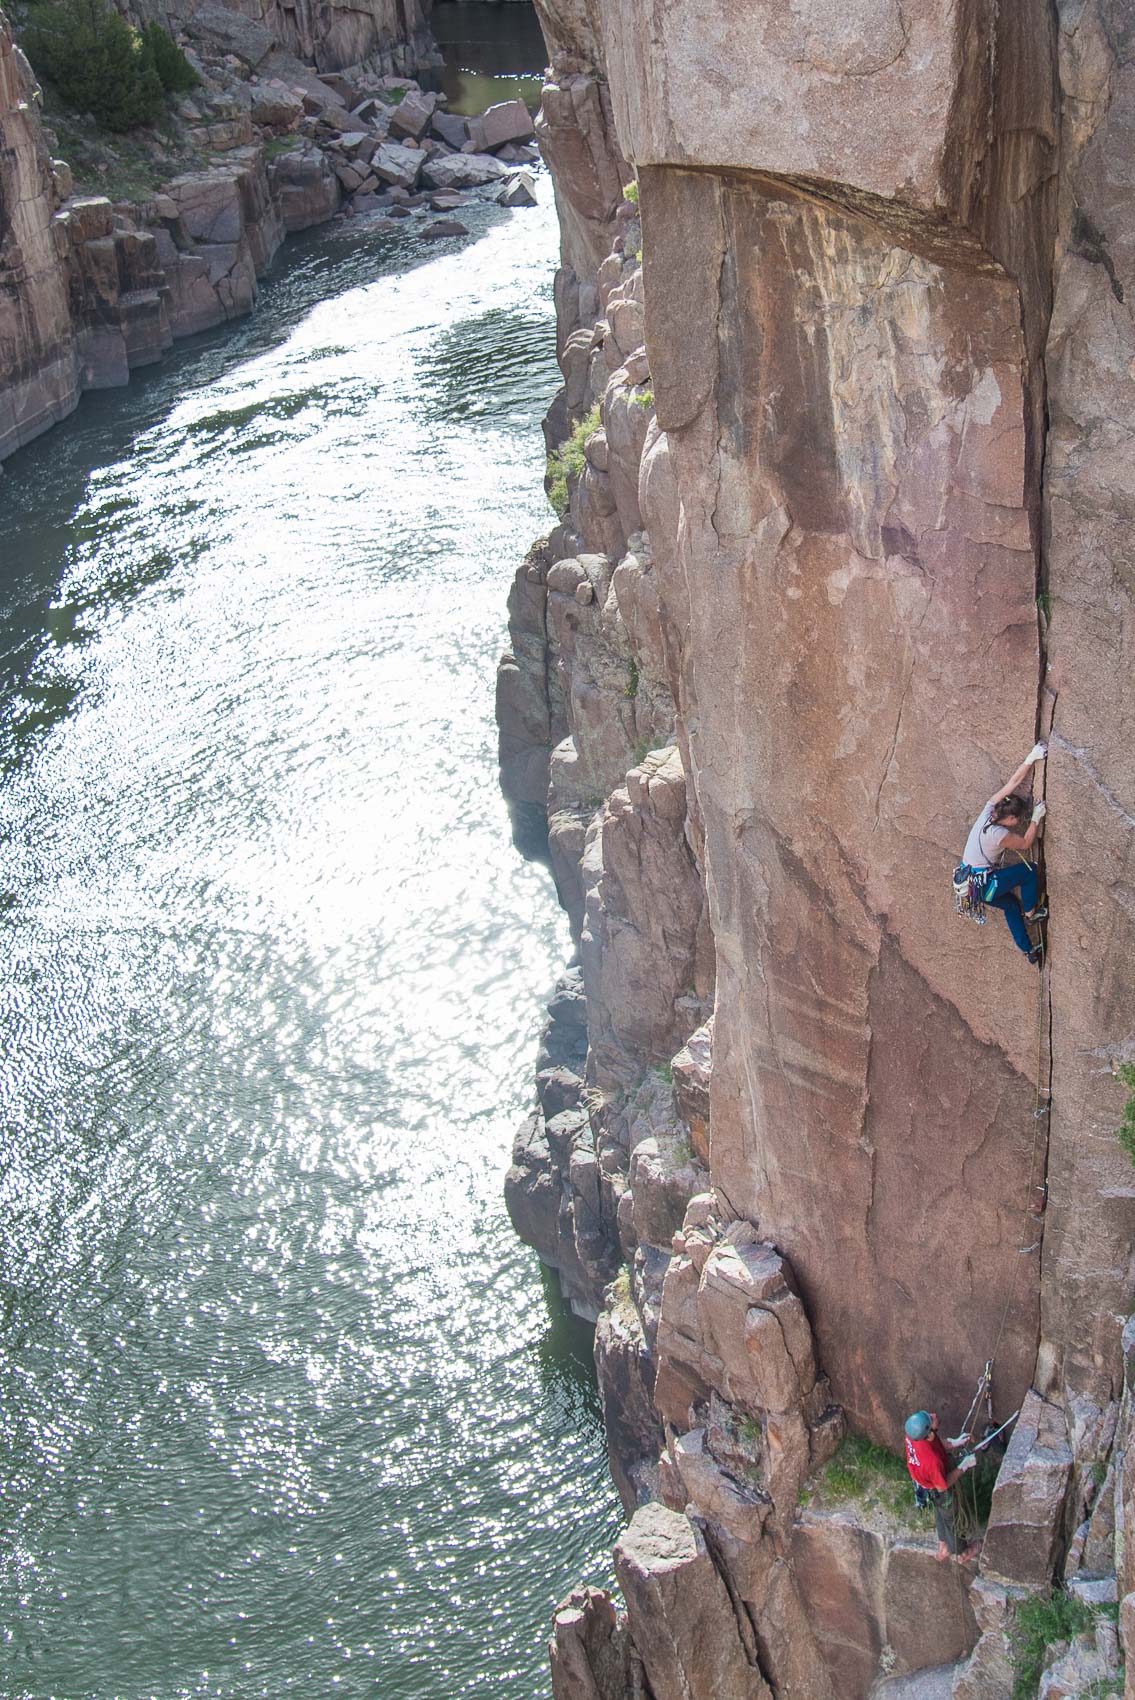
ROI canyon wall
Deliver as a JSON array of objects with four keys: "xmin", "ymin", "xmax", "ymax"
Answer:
[
  {"xmin": 501, "ymin": 1, "xmax": 1135, "ymax": 1694},
  {"xmin": 160, "ymin": 0, "xmax": 435, "ymax": 79},
  {"xmin": 0, "ymin": 1, "xmax": 542, "ymax": 462},
  {"xmin": 0, "ymin": 14, "xmax": 77, "ymax": 458}
]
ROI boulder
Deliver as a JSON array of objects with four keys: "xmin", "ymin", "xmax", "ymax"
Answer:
[
  {"xmin": 266, "ymin": 145, "xmax": 341, "ymax": 232},
  {"xmin": 467, "ymin": 97, "xmax": 536, "ymax": 152},
  {"xmin": 249, "ymin": 80, "xmax": 303, "ymax": 129},
  {"xmin": 345, "ymin": 96, "xmax": 378, "ymax": 124},
  {"xmin": 1035, "ymin": 1632, "xmax": 1111, "ymax": 1698},
  {"xmin": 431, "ymin": 110, "xmax": 469, "ymax": 150},
  {"xmin": 498, "ymin": 169, "xmax": 538, "ymax": 208},
  {"xmin": 337, "ymin": 131, "xmax": 379, "ymax": 162},
  {"xmin": 369, "ymin": 142, "xmax": 423, "ymax": 191},
  {"xmin": 388, "ymin": 88, "xmax": 436, "ymax": 139},
  {"xmin": 316, "ymin": 72, "xmax": 359, "ymax": 108},
  {"xmin": 420, "ymin": 219, "xmax": 469, "ymax": 240},
  {"xmin": 421, "ymin": 151, "xmax": 509, "ymax": 190}
]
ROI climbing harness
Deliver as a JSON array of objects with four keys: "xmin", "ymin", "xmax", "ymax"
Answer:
[{"xmin": 952, "ymin": 811, "xmax": 1008, "ymax": 923}]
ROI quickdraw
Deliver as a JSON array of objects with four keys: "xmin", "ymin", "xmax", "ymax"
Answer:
[{"xmin": 953, "ymin": 864, "xmax": 990, "ymax": 924}]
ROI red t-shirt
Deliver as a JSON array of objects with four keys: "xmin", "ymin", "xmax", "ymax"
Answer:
[{"xmin": 905, "ymin": 1433, "xmax": 950, "ymax": 1492}]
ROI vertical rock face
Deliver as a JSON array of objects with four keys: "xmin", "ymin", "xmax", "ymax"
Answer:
[
  {"xmin": 504, "ymin": 0, "xmax": 1135, "ymax": 1693},
  {"xmin": 1039, "ymin": 0, "xmax": 1135, "ymax": 1409},
  {"xmin": 140, "ymin": 0, "xmax": 435, "ymax": 78},
  {"xmin": 640, "ymin": 158, "xmax": 1045, "ymax": 1438},
  {"xmin": 0, "ymin": 0, "xmax": 444, "ymax": 461},
  {"xmin": 0, "ymin": 11, "xmax": 78, "ymax": 457}
]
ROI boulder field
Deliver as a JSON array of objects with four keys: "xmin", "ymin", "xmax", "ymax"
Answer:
[
  {"xmin": 497, "ymin": 1, "xmax": 1135, "ymax": 1695},
  {"xmin": 0, "ymin": 5, "xmax": 539, "ymax": 460}
]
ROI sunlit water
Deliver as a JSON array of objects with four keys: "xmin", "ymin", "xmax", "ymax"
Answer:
[{"xmin": 0, "ymin": 184, "xmax": 621, "ymax": 1699}]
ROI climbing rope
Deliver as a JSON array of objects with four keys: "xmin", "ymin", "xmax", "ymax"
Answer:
[{"xmin": 953, "ymin": 720, "xmax": 1054, "ymax": 1579}]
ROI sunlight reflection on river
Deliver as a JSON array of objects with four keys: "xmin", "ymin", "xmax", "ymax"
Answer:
[{"xmin": 0, "ymin": 180, "xmax": 620, "ymax": 1699}]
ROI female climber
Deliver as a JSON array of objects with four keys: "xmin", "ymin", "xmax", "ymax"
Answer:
[{"xmin": 958, "ymin": 742, "xmax": 1048, "ymax": 962}]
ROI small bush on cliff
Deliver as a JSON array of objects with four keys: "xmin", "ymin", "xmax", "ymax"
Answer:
[
  {"xmin": 139, "ymin": 21, "xmax": 199, "ymax": 93},
  {"xmin": 1009, "ymin": 1590, "xmax": 1095, "ymax": 1699},
  {"xmin": 546, "ymin": 405, "xmax": 602, "ymax": 518},
  {"xmin": 24, "ymin": 0, "xmax": 163, "ymax": 130},
  {"xmin": 1115, "ymin": 1062, "xmax": 1135, "ymax": 1166}
]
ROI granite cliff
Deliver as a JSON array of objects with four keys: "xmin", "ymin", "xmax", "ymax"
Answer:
[
  {"xmin": 498, "ymin": 2, "xmax": 1135, "ymax": 1694},
  {"xmin": 0, "ymin": 1, "xmax": 544, "ymax": 460}
]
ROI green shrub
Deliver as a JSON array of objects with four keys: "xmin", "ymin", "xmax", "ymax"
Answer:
[
  {"xmin": 546, "ymin": 404, "xmax": 602, "ymax": 518},
  {"xmin": 24, "ymin": 0, "xmax": 163, "ymax": 130},
  {"xmin": 623, "ymin": 178, "xmax": 639, "ymax": 204},
  {"xmin": 633, "ymin": 386, "xmax": 654, "ymax": 409},
  {"xmin": 1010, "ymin": 1591, "xmax": 1095, "ymax": 1700},
  {"xmin": 140, "ymin": 20, "xmax": 198, "ymax": 92},
  {"xmin": 624, "ymin": 656, "xmax": 639, "ymax": 699},
  {"xmin": 1116, "ymin": 1062, "xmax": 1135, "ymax": 1166}
]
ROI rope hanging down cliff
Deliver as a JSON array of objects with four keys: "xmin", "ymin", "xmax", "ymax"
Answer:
[{"xmin": 961, "ymin": 734, "xmax": 1054, "ymax": 1427}]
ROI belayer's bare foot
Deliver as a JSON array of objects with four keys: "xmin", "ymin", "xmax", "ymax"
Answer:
[
  {"xmin": 936, "ymin": 1541, "xmax": 950, "ymax": 1562},
  {"xmin": 956, "ymin": 1544, "xmax": 981, "ymax": 1566}
]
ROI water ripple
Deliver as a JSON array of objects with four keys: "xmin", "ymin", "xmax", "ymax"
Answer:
[{"xmin": 0, "ymin": 183, "xmax": 620, "ymax": 1700}]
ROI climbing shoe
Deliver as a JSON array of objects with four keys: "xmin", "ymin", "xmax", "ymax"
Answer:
[
  {"xmin": 1028, "ymin": 945, "xmax": 1044, "ymax": 966},
  {"xmin": 1025, "ymin": 905, "xmax": 1048, "ymax": 923}
]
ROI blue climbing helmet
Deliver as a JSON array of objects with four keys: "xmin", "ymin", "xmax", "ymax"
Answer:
[{"xmin": 904, "ymin": 1410, "xmax": 933, "ymax": 1440}]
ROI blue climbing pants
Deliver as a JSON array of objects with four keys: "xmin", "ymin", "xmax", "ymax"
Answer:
[{"xmin": 985, "ymin": 862, "xmax": 1040, "ymax": 955}]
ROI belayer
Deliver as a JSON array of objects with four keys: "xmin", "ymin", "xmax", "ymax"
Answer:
[
  {"xmin": 903, "ymin": 1410, "xmax": 979, "ymax": 1563},
  {"xmin": 955, "ymin": 742, "xmax": 1048, "ymax": 962}
]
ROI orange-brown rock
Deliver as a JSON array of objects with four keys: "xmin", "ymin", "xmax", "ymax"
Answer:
[
  {"xmin": 500, "ymin": 0, "xmax": 1135, "ymax": 1694},
  {"xmin": 1038, "ymin": 0, "xmax": 1135, "ymax": 1410},
  {"xmin": 639, "ymin": 160, "xmax": 1043, "ymax": 1441}
]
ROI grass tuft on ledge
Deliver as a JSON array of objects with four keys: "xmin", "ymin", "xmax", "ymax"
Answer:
[{"xmin": 803, "ymin": 1432, "xmax": 914, "ymax": 1523}]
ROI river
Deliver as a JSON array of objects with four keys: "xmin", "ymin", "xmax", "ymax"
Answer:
[{"xmin": 0, "ymin": 171, "xmax": 620, "ymax": 1697}]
